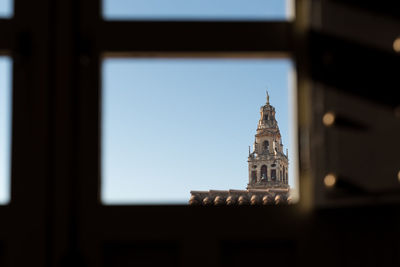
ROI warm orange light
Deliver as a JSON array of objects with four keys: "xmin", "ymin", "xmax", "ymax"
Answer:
[
  {"xmin": 397, "ymin": 171, "xmax": 400, "ymax": 183},
  {"xmin": 393, "ymin": 37, "xmax": 400, "ymax": 53},
  {"xmin": 322, "ymin": 112, "xmax": 335, "ymax": 127},
  {"xmin": 324, "ymin": 173, "xmax": 337, "ymax": 187}
]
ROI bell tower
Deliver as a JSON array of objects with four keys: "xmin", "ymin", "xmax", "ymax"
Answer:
[{"xmin": 247, "ymin": 90, "xmax": 289, "ymax": 189}]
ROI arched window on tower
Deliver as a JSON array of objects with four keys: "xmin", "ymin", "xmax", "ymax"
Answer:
[
  {"xmin": 271, "ymin": 169, "xmax": 276, "ymax": 181},
  {"xmin": 285, "ymin": 172, "xmax": 288, "ymax": 184},
  {"xmin": 251, "ymin": 171, "xmax": 257, "ymax": 183},
  {"xmin": 283, "ymin": 168, "xmax": 285, "ymax": 183},
  {"xmin": 262, "ymin": 140, "xmax": 269, "ymax": 153},
  {"xmin": 263, "ymin": 114, "xmax": 269, "ymax": 121},
  {"xmin": 261, "ymin": 165, "xmax": 267, "ymax": 180}
]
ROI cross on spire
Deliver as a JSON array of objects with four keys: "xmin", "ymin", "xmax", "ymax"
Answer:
[{"xmin": 266, "ymin": 89, "xmax": 270, "ymax": 104}]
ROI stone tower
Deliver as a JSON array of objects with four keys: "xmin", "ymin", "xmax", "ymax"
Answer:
[
  {"xmin": 247, "ymin": 91, "xmax": 289, "ymax": 189},
  {"xmin": 189, "ymin": 90, "xmax": 291, "ymax": 206}
]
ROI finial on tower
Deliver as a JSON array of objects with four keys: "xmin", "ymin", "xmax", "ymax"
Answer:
[{"xmin": 266, "ymin": 89, "xmax": 270, "ymax": 104}]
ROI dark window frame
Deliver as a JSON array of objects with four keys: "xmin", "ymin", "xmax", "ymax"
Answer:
[
  {"xmin": 3, "ymin": 1, "xmax": 397, "ymax": 266},
  {"xmin": 0, "ymin": 0, "xmax": 315, "ymax": 266}
]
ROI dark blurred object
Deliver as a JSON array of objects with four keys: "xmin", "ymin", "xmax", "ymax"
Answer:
[
  {"xmin": 0, "ymin": 1, "xmax": 399, "ymax": 267},
  {"xmin": 308, "ymin": 0, "xmax": 400, "ymax": 208}
]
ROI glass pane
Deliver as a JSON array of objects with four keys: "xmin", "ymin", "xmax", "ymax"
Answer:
[
  {"xmin": 0, "ymin": 0, "xmax": 13, "ymax": 18},
  {"xmin": 101, "ymin": 58, "xmax": 298, "ymax": 205},
  {"xmin": 0, "ymin": 57, "xmax": 12, "ymax": 204},
  {"xmin": 103, "ymin": 0, "xmax": 294, "ymax": 21}
]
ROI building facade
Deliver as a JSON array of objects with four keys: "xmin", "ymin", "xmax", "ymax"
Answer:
[
  {"xmin": 247, "ymin": 91, "xmax": 289, "ymax": 189},
  {"xmin": 189, "ymin": 91, "xmax": 290, "ymax": 205}
]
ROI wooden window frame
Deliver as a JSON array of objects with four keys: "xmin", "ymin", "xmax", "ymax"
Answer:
[{"xmin": 0, "ymin": 0, "xmax": 314, "ymax": 266}]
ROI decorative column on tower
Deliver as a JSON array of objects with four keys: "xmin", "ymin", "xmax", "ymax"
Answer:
[{"xmin": 247, "ymin": 90, "xmax": 289, "ymax": 189}]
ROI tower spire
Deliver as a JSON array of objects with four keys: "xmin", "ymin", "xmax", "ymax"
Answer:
[{"xmin": 248, "ymin": 87, "xmax": 289, "ymax": 189}]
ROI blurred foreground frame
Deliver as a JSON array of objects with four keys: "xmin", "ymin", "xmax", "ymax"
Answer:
[
  {"xmin": 0, "ymin": 0, "xmax": 400, "ymax": 267},
  {"xmin": 308, "ymin": 1, "xmax": 400, "ymax": 207}
]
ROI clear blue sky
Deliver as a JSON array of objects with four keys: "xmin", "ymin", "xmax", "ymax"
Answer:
[
  {"xmin": 102, "ymin": 59, "xmax": 296, "ymax": 204},
  {"xmin": 0, "ymin": 0, "xmax": 12, "ymax": 18},
  {"xmin": 103, "ymin": 0, "xmax": 291, "ymax": 20},
  {"xmin": 0, "ymin": 57, "xmax": 11, "ymax": 204}
]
